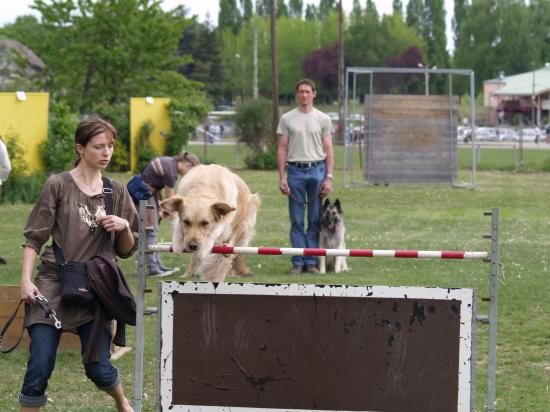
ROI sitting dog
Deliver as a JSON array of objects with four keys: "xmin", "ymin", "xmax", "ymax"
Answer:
[
  {"xmin": 319, "ymin": 198, "xmax": 349, "ymax": 273},
  {"xmin": 160, "ymin": 164, "xmax": 260, "ymax": 282}
]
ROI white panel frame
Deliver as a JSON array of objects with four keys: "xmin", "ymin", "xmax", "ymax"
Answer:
[{"xmin": 159, "ymin": 282, "xmax": 475, "ymax": 412}]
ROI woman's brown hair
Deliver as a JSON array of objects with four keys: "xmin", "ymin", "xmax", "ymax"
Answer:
[
  {"xmin": 74, "ymin": 118, "xmax": 117, "ymax": 166},
  {"xmin": 174, "ymin": 151, "xmax": 200, "ymax": 166}
]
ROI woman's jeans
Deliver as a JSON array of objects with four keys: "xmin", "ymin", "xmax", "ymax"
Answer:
[
  {"xmin": 287, "ymin": 162, "xmax": 325, "ymax": 267},
  {"xmin": 19, "ymin": 321, "xmax": 120, "ymax": 407}
]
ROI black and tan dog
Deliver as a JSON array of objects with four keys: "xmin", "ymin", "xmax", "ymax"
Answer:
[{"xmin": 319, "ymin": 198, "xmax": 349, "ymax": 273}]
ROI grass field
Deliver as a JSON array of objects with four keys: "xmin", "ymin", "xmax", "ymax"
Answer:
[
  {"xmin": 1, "ymin": 148, "xmax": 549, "ymax": 411},
  {"xmin": 188, "ymin": 140, "xmax": 550, "ymax": 172}
]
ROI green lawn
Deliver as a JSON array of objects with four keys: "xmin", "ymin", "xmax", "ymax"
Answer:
[
  {"xmin": 186, "ymin": 141, "xmax": 550, "ymax": 173},
  {"xmin": 0, "ymin": 157, "xmax": 549, "ymax": 410}
]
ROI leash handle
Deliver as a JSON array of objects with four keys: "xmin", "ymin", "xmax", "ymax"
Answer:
[{"xmin": 33, "ymin": 293, "xmax": 62, "ymax": 329}]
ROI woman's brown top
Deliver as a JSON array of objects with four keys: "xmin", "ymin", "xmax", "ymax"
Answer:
[{"xmin": 23, "ymin": 172, "xmax": 139, "ymax": 331}]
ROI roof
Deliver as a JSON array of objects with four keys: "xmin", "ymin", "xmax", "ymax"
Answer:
[
  {"xmin": 0, "ymin": 38, "xmax": 45, "ymax": 77},
  {"xmin": 492, "ymin": 66, "xmax": 550, "ymax": 97}
]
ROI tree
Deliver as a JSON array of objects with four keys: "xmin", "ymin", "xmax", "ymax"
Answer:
[
  {"xmin": 0, "ymin": 15, "xmax": 48, "ymax": 52},
  {"xmin": 365, "ymin": 0, "xmax": 379, "ymax": 20},
  {"xmin": 351, "ymin": 0, "xmax": 362, "ymax": 21},
  {"xmin": 305, "ymin": 4, "xmax": 318, "ymax": 20},
  {"xmin": 289, "ymin": 0, "xmax": 303, "ymax": 19},
  {"xmin": 454, "ymin": 0, "xmax": 534, "ymax": 94},
  {"xmin": 319, "ymin": 0, "xmax": 337, "ymax": 20},
  {"xmin": 529, "ymin": 0, "xmax": 550, "ymax": 65},
  {"xmin": 406, "ymin": 0, "xmax": 424, "ymax": 36},
  {"xmin": 241, "ymin": 0, "xmax": 253, "ymax": 21},
  {"xmin": 277, "ymin": 0, "xmax": 288, "ymax": 17},
  {"xmin": 393, "ymin": 0, "xmax": 403, "ymax": 16},
  {"xmin": 188, "ymin": 25, "xmax": 226, "ymax": 99},
  {"xmin": 452, "ymin": 0, "xmax": 467, "ymax": 50},
  {"xmin": 302, "ymin": 46, "xmax": 339, "ymax": 102},
  {"xmin": 219, "ymin": 0, "xmax": 242, "ymax": 34},
  {"xmin": 29, "ymin": 0, "xmax": 200, "ymax": 113},
  {"xmin": 422, "ymin": 0, "xmax": 449, "ymax": 92}
]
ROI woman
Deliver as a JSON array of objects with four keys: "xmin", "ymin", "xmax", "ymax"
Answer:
[
  {"xmin": 19, "ymin": 118, "xmax": 137, "ymax": 412},
  {"xmin": 140, "ymin": 151, "xmax": 200, "ymax": 276}
]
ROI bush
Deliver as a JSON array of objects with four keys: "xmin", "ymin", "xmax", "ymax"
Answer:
[
  {"xmin": 135, "ymin": 120, "xmax": 157, "ymax": 172},
  {"xmin": 40, "ymin": 101, "xmax": 79, "ymax": 172},
  {"xmin": 166, "ymin": 98, "xmax": 210, "ymax": 156},
  {"xmin": 3, "ymin": 133, "xmax": 47, "ymax": 203},
  {"xmin": 244, "ymin": 147, "xmax": 278, "ymax": 170},
  {"xmin": 92, "ymin": 102, "xmax": 130, "ymax": 171},
  {"xmin": 234, "ymin": 98, "xmax": 273, "ymax": 153}
]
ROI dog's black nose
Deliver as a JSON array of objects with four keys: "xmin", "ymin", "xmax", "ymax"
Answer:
[{"xmin": 188, "ymin": 241, "xmax": 198, "ymax": 251}]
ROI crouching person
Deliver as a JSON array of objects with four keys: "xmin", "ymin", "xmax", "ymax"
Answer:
[{"xmin": 18, "ymin": 118, "xmax": 137, "ymax": 411}]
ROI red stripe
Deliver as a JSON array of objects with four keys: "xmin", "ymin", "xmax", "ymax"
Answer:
[
  {"xmin": 258, "ymin": 247, "xmax": 283, "ymax": 255},
  {"xmin": 304, "ymin": 248, "xmax": 327, "ymax": 256},
  {"xmin": 349, "ymin": 249, "xmax": 374, "ymax": 257},
  {"xmin": 441, "ymin": 251, "xmax": 465, "ymax": 259},
  {"xmin": 395, "ymin": 250, "xmax": 419, "ymax": 258},
  {"xmin": 212, "ymin": 246, "xmax": 234, "ymax": 254}
]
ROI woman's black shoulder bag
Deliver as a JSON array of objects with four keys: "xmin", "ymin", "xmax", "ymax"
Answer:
[{"xmin": 54, "ymin": 176, "xmax": 113, "ymax": 306}]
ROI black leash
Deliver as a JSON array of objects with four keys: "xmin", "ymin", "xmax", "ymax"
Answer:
[
  {"xmin": 288, "ymin": 192, "xmax": 322, "ymax": 207},
  {"xmin": 0, "ymin": 294, "xmax": 62, "ymax": 354},
  {"xmin": 0, "ymin": 300, "xmax": 25, "ymax": 354}
]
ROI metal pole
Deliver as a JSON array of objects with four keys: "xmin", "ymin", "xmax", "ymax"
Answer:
[
  {"xmin": 486, "ymin": 207, "xmax": 500, "ymax": 412},
  {"xmin": 351, "ymin": 71, "xmax": 357, "ymax": 182},
  {"xmin": 367, "ymin": 72, "xmax": 373, "ymax": 183},
  {"xmin": 343, "ymin": 69, "xmax": 349, "ymax": 187},
  {"xmin": 448, "ymin": 73, "xmax": 454, "ymax": 184},
  {"xmin": 531, "ymin": 68, "xmax": 535, "ymax": 126},
  {"xmin": 470, "ymin": 72, "xmax": 477, "ymax": 189},
  {"xmin": 134, "ymin": 200, "xmax": 148, "ymax": 412}
]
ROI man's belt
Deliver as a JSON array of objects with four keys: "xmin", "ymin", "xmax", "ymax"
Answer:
[{"xmin": 287, "ymin": 160, "xmax": 324, "ymax": 168}]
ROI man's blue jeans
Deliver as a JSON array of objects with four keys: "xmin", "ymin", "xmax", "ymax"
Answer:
[
  {"xmin": 19, "ymin": 321, "xmax": 120, "ymax": 407},
  {"xmin": 287, "ymin": 162, "xmax": 325, "ymax": 267}
]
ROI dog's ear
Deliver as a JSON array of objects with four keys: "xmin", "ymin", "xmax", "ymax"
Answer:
[
  {"xmin": 323, "ymin": 198, "xmax": 330, "ymax": 208},
  {"xmin": 211, "ymin": 202, "xmax": 236, "ymax": 220},
  {"xmin": 334, "ymin": 198, "xmax": 342, "ymax": 212},
  {"xmin": 160, "ymin": 196, "xmax": 185, "ymax": 215}
]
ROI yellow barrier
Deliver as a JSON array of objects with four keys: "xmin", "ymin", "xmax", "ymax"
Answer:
[
  {"xmin": 0, "ymin": 92, "xmax": 49, "ymax": 173},
  {"xmin": 130, "ymin": 97, "xmax": 171, "ymax": 172}
]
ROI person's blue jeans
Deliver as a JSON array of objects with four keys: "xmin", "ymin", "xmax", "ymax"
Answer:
[
  {"xmin": 287, "ymin": 162, "xmax": 325, "ymax": 267},
  {"xmin": 19, "ymin": 321, "xmax": 120, "ymax": 407}
]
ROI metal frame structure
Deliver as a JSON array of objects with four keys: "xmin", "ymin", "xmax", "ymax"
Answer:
[
  {"xmin": 343, "ymin": 67, "xmax": 478, "ymax": 189},
  {"xmin": 133, "ymin": 203, "xmax": 499, "ymax": 412}
]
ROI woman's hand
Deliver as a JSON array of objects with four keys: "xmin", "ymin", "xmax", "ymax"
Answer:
[
  {"xmin": 97, "ymin": 215, "xmax": 130, "ymax": 233},
  {"xmin": 21, "ymin": 279, "xmax": 40, "ymax": 303}
]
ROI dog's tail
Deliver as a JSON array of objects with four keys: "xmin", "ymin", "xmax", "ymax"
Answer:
[{"xmin": 249, "ymin": 193, "xmax": 261, "ymax": 211}]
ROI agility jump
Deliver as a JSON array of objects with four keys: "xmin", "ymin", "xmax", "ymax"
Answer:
[{"xmin": 134, "ymin": 203, "xmax": 500, "ymax": 412}]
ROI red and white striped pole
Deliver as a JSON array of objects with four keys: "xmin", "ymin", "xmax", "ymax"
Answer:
[{"xmin": 148, "ymin": 244, "xmax": 488, "ymax": 260}]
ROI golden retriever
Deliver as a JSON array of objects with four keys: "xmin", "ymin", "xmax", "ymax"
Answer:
[{"xmin": 160, "ymin": 164, "xmax": 260, "ymax": 282}]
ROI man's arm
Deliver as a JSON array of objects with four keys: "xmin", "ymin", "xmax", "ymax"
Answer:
[
  {"xmin": 277, "ymin": 135, "xmax": 291, "ymax": 195},
  {"xmin": 320, "ymin": 134, "xmax": 334, "ymax": 196}
]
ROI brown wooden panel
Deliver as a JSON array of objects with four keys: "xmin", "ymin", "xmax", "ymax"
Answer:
[
  {"xmin": 364, "ymin": 94, "xmax": 458, "ymax": 184},
  {"xmin": 171, "ymin": 293, "xmax": 462, "ymax": 412},
  {"xmin": 0, "ymin": 285, "xmax": 80, "ymax": 350}
]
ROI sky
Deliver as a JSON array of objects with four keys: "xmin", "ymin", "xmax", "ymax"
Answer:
[{"xmin": 0, "ymin": 0, "xmax": 455, "ymax": 51}]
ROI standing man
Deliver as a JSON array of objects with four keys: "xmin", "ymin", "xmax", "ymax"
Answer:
[{"xmin": 277, "ymin": 78, "xmax": 334, "ymax": 275}]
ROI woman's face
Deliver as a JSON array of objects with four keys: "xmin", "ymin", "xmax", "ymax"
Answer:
[{"xmin": 77, "ymin": 132, "xmax": 114, "ymax": 170}]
